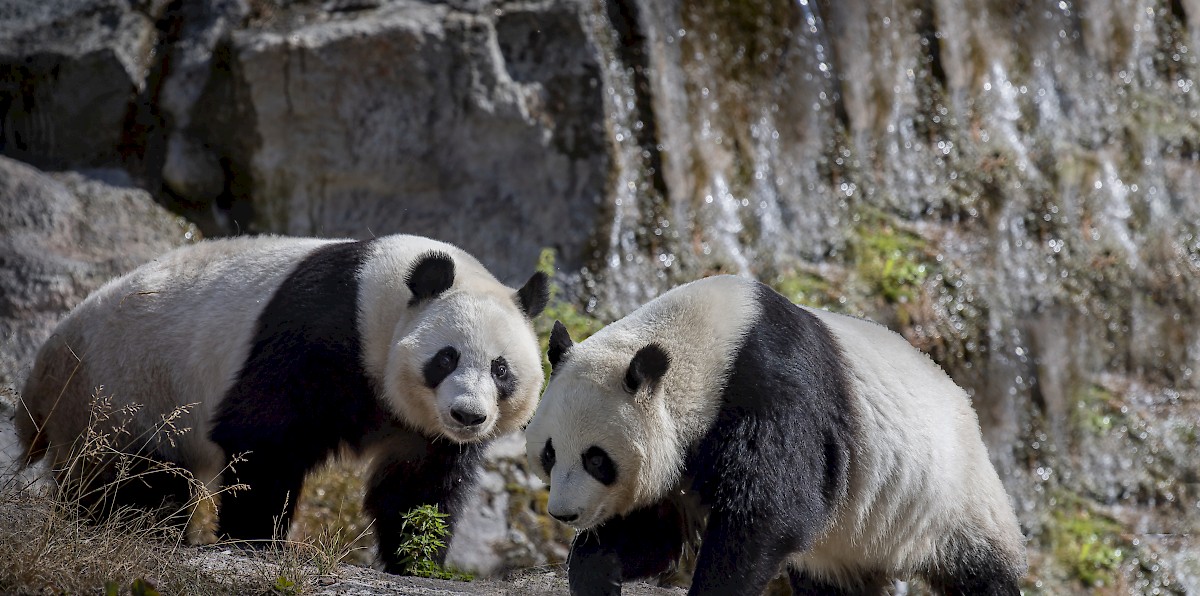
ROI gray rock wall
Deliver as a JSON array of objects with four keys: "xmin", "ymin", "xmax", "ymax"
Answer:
[
  {"xmin": 0, "ymin": 157, "xmax": 198, "ymax": 390},
  {"xmin": 0, "ymin": 0, "xmax": 161, "ymax": 169},
  {"xmin": 195, "ymin": 0, "xmax": 608, "ymax": 281}
]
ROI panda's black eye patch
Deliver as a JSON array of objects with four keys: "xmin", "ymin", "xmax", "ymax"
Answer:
[
  {"xmin": 582, "ymin": 446, "xmax": 616, "ymax": 486},
  {"xmin": 491, "ymin": 356, "xmax": 517, "ymax": 400},
  {"xmin": 423, "ymin": 346, "xmax": 459, "ymax": 388},
  {"xmin": 541, "ymin": 439, "xmax": 556, "ymax": 475}
]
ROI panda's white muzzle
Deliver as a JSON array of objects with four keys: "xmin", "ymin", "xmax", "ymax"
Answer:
[
  {"xmin": 546, "ymin": 466, "xmax": 609, "ymax": 530},
  {"xmin": 437, "ymin": 372, "xmax": 496, "ymax": 442}
]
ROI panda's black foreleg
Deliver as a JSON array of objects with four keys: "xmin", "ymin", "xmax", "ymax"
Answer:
[
  {"xmin": 566, "ymin": 500, "xmax": 686, "ymax": 596},
  {"xmin": 687, "ymin": 510, "xmax": 792, "ymax": 596},
  {"xmin": 363, "ymin": 437, "xmax": 487, "ymax": 574},
  {"xmin": 216, "ymin": 448, "xmax": 309, "ymax": 544}
]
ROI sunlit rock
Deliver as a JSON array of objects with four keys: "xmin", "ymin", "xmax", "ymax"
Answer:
[{"xmin": 0, "ymin": 157, "xmax": 198, "ymax": 389}]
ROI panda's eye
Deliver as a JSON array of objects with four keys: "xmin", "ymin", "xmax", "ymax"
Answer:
[
  {"xmin": 491, "ymin": 357, "xmax": 509, "ymax": 380},
  {"xmin": 437, "ymin": 347, "xmax": 459, "ymax": 368},
  {"xmin": 423, "ymin": 346, "xmax": 460, "ymax": 388},
  {"xmin": 582, "ymin": 446, "xmax": 616, "ymax": 486},
  {"xmin": 541, "ymin": 439, "xmax": 556, "ymax": 475}
]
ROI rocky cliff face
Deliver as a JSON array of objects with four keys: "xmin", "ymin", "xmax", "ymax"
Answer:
[
  {"xmin": 0, "ymin": 157, "xmax": 198, "ymax": 389},
  {"xmin": 2, "ymin": 0, "xmax": 1197, "ymax": 593}
]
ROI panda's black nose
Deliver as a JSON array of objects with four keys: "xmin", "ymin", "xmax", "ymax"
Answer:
[
  {"xmin": 451, "ymin": 407, "xmax": 487, "ymax": 427},
  {"xmin": 550, "ymin": 512, "xmax": 578, "ymax": 523}
]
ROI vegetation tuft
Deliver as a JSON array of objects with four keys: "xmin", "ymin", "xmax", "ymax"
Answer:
[
  {"xmin": 1043, "ymin": 490, "xmax": 1129, "ymax": 589},
  {"xmin": 850, "ymin": 211, "xmax": 933, "ymax": 305},
  {"xmin": 533, "ymin": 248, "xmax": 606, "ymax": 382},
  {"xmin": 394, "ymin": 504, "xmax": 472, "ymax": 581}
]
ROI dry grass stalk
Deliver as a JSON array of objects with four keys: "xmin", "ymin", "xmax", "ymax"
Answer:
[{"xmin": 0, "ymin": 386, "xmax": 360, "ymax": 595}]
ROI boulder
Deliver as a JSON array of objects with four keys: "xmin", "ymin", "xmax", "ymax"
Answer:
[
  {"xmin": 190, "ymin": 0, "xmax": 609, "ymax": 280},
  {"xmin": 0, "ymin": 156, "xmax": 198, "ymax": 391},
  {"xmin": 159, "ymin": 0, "xmax": 249, "ymax": 202},
  {"xmin": 0, "ymin": 0, "xmax": 159, "ymax": 169}
]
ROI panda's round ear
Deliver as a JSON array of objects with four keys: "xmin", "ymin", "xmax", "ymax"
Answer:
[
  {"xmin": 548, "ymin": 320, "xmax": 574, "ymax": 371},
  {"xmin": 623, "ymin": 343, "xmax": 670, "ymax": 396},
  {"xmin": 516, "ymin": 271, "xmax": 550, "ymax": 319},
  {"xmin": 407, "ymin": 251, "xmax": 455, "ymax": 305}
]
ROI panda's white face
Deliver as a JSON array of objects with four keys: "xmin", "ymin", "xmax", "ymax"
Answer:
[
  {"xmin": 526, "ymin": 276, "xmax": 760, "ymax": 530},
  {"xmin": 389, "ymin": 291, "xmax": 542, "ymax": 443},
  {"xmin": 525, "ymin": 335, "xmax": 683, "ymax": 530},
  {"xmin": 525, "ymin": 384, "xmax": 639, "ymax": 529}
]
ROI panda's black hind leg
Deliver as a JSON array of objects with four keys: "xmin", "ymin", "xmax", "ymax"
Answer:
[
  {"xmin": 216, "ymin": 448, "xmax": 309, "ymax": 544},
  {"xmin": 926, "ymin": 573, "xmax": 1021, "ymax": 596},
  {"xmin": 65, "ymin": 451, "xmax": 194, "ymax": 529},
  {"xmin": 924, "ymin": 536, "xmax": 1022, "ymax": 596},
  {"xmin": 787, "ymin": 567, "xmax": 890, "ymax": 596},
  {"xmin": 363, "ymin": 435, "xmax": 487, "ymax": 573}
]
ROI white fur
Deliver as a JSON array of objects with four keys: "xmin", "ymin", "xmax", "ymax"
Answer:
[
  {"xmin": 21, "ymin": 235, "xmax": 328, "ymax": 484},
  {"xmin": 357, "ymin": 235, "xmax": 542, "ymax": 443},
  {"xmin": 525, "ymin": 276, "xmax": 760, "ymax": 526}
]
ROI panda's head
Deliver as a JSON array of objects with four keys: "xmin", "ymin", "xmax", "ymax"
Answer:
[
  {"xmin": 389, "ymin": 251, "xmax": 548, "ymax": 444},
  {"xmin": 524, "ymin": 321, "xmax": 682, "ymax": 530}
]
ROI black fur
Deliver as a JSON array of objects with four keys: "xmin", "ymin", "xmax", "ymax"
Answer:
[
  {"xmin": 60, "ymin": 448, "xmax": 195, "ymax": 529},
  {"xmin": 365, "ymin": 431, "xmax": 487, "ymax": 573},
  {"xmin": 491, "ymin": 356, "xmax": 517, "ymax": 400},
  {"xmin": 211, "ymin": 240, "xmax": 380, "ymax": 541},
  {"xmin": 788, "ymin": 568, "xmax": 890, "ymax": 596},
  {"xmin": 925, "ymin": 532, "xmax": 1022, "ymax": 596},
  {"xmin": 540, "ymin": 439, "xmax": 556, "ymax": 476},
  {"xmin": 209, "ymin": 240, "xmax": 485, "ymax": 572},
  {"xmin": 623, "ymin": 343, "xmax": 670, "ymax": 395},
  {"xmin": 407, "ymin": 251, "xmax": 455, "ymax": 305},
  {"xmin": 569, "ymin": 500, "xmax": 687, "ymax": 596},
  {"xmin": 582, "ymin": 446, "xmax": 617, "ymax": 485},
  {"xmin": 516, "ymin": 271, "xmax": 550, "ymax": 318},
  {"xmin": 684, "ymin": 284, "xmax": 855, "ymax": 595},
  {"xmin": 548, "ymin": 320, "xmax": 574, "ymax": 371},
  {"xmin": 423, "ymin": 346, "xmax": 460, "ymax": 388},
  {"xmin": 567, "ymin": 282, "xmax": 856, "ymax": 596}
]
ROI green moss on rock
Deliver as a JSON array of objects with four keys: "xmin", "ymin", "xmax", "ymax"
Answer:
[{"xmin": 1046, "ymin": 494, "xmax": 1128, "ymax": 589}]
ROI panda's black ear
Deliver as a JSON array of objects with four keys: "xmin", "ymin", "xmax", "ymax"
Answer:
[
  {"xmin": 548, "ymin": 320, "xmax": 573, "ymax": 371},
  {"xmin": 407, "ymin": 251, "xmax": 455, "ymax": 305},
  {"xmin": 623, "ymin": 343, "xmax": 670, "ymax": 396},
  {"xmin": 516, "ymin": 271, "xmax": 550, "ymax": 319}
]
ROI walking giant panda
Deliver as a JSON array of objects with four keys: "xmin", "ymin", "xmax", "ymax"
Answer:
[
  {"xmin": 525, "ymin": 275, "xmax": 1026, "ymax": 595},
  {"xmin": 18, "ymin": 234, "xmax": 548, "ymax": 571}
]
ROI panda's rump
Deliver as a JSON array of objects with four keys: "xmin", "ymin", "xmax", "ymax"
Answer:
[{"xmin": 795, "ymin": 306, "xmax": 1018, "ymax": 576}]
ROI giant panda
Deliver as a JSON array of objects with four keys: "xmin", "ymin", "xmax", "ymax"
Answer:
[
  {"xmin": 17, "ymin": 234, "xmax": 548, "ymax": 572},
  {"xmin": 524, "ymin": 275, "xmax": 1026, "ymax": 595}
]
